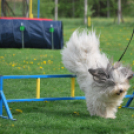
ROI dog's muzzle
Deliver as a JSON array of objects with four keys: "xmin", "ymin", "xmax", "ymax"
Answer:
[{"xmin": 116, "ymin": 89, "xmax": 123, "ymax": 95}]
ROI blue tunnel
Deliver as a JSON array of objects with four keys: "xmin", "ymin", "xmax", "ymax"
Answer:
[{"xmin": 0, "ymin": 17, "xmax": 64, "ymax": 49}]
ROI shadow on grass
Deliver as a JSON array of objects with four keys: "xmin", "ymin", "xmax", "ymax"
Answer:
[
  {"xmin": 0, "ymin": 124, "xmax": 128, "ymax": 134},
  {"xmin": 0, "ymin": 122, "xmax": 127, "ymax": 134},
  {"xmin": 12, "ymin": 100, "xmax": 90, "ymax": 118}
]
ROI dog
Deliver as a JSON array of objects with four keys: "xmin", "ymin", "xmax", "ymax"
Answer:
[{"xmin": 61, "ymin": 29, "xmax": 133, "ymax": 119}]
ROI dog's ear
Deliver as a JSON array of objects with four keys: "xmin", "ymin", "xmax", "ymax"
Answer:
[
  {"xmin": 113, "ymin": 62, "xmax": 121, "ymax": 69},
  {"xmin": 120, "ymin": 67, "xmax": 134, "ymax": 80},
  {"xmin": 127, "ymin": 72, "xmax": 133, "ymax": 80},
  {"xmin": 88, "ymin": 68, "xmax": 108, "ymax": 83}
]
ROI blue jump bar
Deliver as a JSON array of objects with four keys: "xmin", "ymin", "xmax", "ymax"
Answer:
[
  {"xmin": 7, "ymin": 96, "xmax": 86, "ymax": 103},
  {"xmin": 3, "ymin": 74, "xmax": 76, "ymax": 79},
  {"xmin": 0, "ymin": 115, "xmax": 16, "ymax": 121},
  {"xmin": 125, "ymin": 94, "xmax": 134, "ymax": 98},
  {"xmin": 122, "ymin": 106, "xmax": 134, "ymax": 109},
  {"xmin": 6, "ymin": 95, "xmax": 133, "ymax": 103}
]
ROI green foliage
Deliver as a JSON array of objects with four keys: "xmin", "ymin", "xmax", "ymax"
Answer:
[
  {"xmin": 3, "ymin": 0, "xmax": 134, "ymax": 18},
  {"xmin": 90, "ymin": 0, "xmax": 134, "ymax": 17},
  {"xmin": 58, "ymin": 0, "xmax": 94, "ymax": 17},
  {"xmin": 122, "ymin": 0, "xmax": 134, "ymax": 17},
  {"xmin": 33, "ymin": 0, "xmax": 54, "ymax": 18}
]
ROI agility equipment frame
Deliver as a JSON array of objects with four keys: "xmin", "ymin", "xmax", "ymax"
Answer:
[{"xmin": 0, "ymin": 74, "xmax": 133, "ymax": 121}]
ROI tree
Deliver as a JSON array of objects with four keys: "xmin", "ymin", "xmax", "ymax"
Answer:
[
  {"xmin": 107, "ymin": 0, "xmax": 110, "ymax": 18},
  {"xmin": 55, "ymin": 0, "xmax": 58, "ymax": 20},
  {"xmin": 84, "ymin": 0, "xmax": 87, "ymax": 24},
  {"xmin": 118, "ymin": 0, "xmax": 121, "ymax": 24},
  {"xmin": 113, "ymin": 0, "xmax": 124, "ymax": 24}
]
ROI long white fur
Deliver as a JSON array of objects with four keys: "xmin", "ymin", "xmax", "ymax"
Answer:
[
  {"xmin": 61, "ymin": 29, "xmax": 132, "ymax": 119},
  {"xmin": 62, "ymin": 30, "xmax": 109, "ymax": 92}
]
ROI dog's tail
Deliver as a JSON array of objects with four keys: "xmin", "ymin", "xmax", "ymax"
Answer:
[{"xmin": 61, "ymin": 29, "xmax": 108, "ymax": 76}]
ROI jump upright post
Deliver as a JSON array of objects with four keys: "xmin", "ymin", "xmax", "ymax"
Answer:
[
  {"xmin": 71, "ymin": 77, "xmax": 75, "ymax": 97},
  {"xmin": 0, "ymin": 76, "xmax": 3, "ymax": 116},
  {"xmin": 36, "ymin": 78, "xmax": 40, "ymax": 99},
  {"xmin": 29, "ymin": 0, "xmax": 33, "ymax": 18},
  {"xmin": 0, "ymin": 76, "xmax": 15, "ymax": 120}
]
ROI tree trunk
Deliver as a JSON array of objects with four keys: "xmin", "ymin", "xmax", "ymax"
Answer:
[
  {"xmin": 118, "ymin": 0, "xmax": 121, "ymax": 24},
  {"xmin": 107, "ymin": 0, "xmax": 110, "ymax": 18},
  {"xmin": 55, "ymin": 0, "xmax": 58, "ymax": 20},
  {"xmin": 23, "ymin": 0, "xmax": 25, "ymax": 17},
  {"xmin": 72, "ymin": 0, "xmax": 75, "ymax": 18},
  {"xmin": 84, "ymin": 0, "xmax": 87, "ymax": 25}
]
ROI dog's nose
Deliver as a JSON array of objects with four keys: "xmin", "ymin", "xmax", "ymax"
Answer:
[{"xmin": 119, "ymin": 89, "xmax": 123, "ymax": 93}]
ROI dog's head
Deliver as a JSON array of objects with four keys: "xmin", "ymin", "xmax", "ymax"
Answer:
[{"xmin": 88, "ymin": 61, "xmax": 133, "ymax": 97}]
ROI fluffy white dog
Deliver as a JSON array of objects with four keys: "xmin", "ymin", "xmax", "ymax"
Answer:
[{"xmin": 61, "ymin": 30, "xmax": 133, "ymax": 119}]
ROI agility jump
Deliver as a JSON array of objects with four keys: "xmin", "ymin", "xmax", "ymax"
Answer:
[
  {"xmin": 0, "ymin": 74, "xmax": 134, "ymax": 121},
  {"xmin": 0, "ymin": 74, "xmax": 85, "ymax": 121}
]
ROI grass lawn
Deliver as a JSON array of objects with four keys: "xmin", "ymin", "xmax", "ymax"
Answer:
[{"xmin": 0, "ymin": 18, "xmax": 134, "ymax": 134}]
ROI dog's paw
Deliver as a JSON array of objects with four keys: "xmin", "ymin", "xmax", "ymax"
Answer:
[{"xmin": 106, "ymin": 115, "xmax": 116, "ymax": 119}]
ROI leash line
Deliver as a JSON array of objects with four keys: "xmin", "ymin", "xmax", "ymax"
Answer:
[{"xmin": 118, "ymin": 29, "xmax": 134, "ymax": 61}]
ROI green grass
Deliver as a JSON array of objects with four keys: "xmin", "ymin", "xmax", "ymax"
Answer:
[{"xmin": 1, "ymin": 18, "xmax": 134, "ymax": 134}]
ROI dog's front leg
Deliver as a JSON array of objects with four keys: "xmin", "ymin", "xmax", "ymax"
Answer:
[{"xmin": 105, "ymin": 107, "xmax": 117, "ymax": 119}]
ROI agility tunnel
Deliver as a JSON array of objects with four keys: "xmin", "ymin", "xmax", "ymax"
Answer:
[
  {"xmin": 0, "ymin": 17, "xmax": 64, "ymax": 49},
  {"xmin": 0, "ymin": 74, "xmax": 134, "ymax": 121}
]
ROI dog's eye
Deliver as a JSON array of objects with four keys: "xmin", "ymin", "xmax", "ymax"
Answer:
[
  {"xmin": 93, "ymin": 76, "xmax": 106, "ymax": 83},
  {"xmin": 107, "ymin": 74, "xmax": 110, "ymax": 78},
  {"xmin": 93, "ymin": 76, "xmax": 100, "ymax": 81},
  {"xmin": 98, "ymin": 73, "xmax": 107, "ymax": 80}
]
